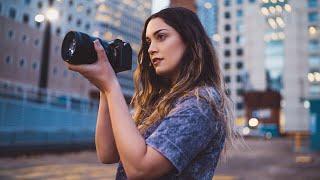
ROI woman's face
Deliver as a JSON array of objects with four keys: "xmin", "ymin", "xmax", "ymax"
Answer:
[{"xmin": 145, "ymin": 17, "xmax": 186, "ymax": 81}]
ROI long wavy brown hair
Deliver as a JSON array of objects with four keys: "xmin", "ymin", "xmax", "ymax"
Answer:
[{"xmin": 131, "ymin": 7, "xmax": 237, "ymax": 153}]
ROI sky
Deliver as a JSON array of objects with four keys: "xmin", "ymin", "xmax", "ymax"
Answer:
[{"xmin": 152, "ymin": 0, "xmax": 169, "ymax": 13}]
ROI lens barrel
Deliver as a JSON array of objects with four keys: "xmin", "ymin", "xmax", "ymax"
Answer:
[{"xmin": 61, "ymin": 31, "xmax": 132, "ymax": 73}]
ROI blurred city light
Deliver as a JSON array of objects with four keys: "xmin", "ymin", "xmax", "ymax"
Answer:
[
  {"xmin": 212, "ymin": 34, "xmax": 221, "ymax": 42},
  {"xmin": 304, "ymin": 100, "xmax": 310, "ymax": 109},
  {"xmin": 45, "ymin": 8, "xmax": 59, "ymax": 21},
  {"xmin": 204, "ymin": 2, "xmax": 212, "ymax": 9},
  {"xmin": 34, "ymin": 14, "xmax": 45, "ymax": 23},
  {"xmin": 261, "ymin": 7, "xmax": 269, "ymax": 16},
  {"xmin": 284, "ymin": 4, "xmax": 292, "ymax": 12},
  {"xmin": 308, "ymin": 73, "xmax": 315, "ymax": 82},
  {"xmin": 248, "ymin": 118, "xmax": 259, "ymax": 127},
  {"xmin": 242, "ymin": 127, "xmax": 250, "ymax": 135},
  {"xmin": 309, "ymin": 26, "xmax": 317, "ymax": 35}
]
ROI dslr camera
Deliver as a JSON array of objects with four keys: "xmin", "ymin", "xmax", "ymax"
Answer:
[{"xmin": 61, "ymin": 31, "xmax": 132, "ymax": 73}]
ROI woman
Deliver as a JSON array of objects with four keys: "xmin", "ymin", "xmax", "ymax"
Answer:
[{"xmin": 65, "ymin": 7, "xmax": 236, "ymax": 180}]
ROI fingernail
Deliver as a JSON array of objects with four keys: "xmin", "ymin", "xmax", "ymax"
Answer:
[{"xmin": 94, "ymin": 39, "xmax": 99, "ymax": 45}]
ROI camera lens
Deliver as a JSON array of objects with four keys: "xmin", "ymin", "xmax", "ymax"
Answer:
[{"xmin": 68, "ymin": 38, "xmax": 76, "ymax": 58}]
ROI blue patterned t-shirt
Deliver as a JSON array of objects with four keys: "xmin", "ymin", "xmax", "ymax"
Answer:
[{"xmin": 116, "ymin": 87, "xmax": 226, "ymax": 179}]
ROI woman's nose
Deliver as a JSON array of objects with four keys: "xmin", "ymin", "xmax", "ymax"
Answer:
[{"xmin": 148, "ymin": 43, "xmax": 157, "ymax": 55}]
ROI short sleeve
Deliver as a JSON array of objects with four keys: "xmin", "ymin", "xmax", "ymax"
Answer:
[{"xmin": 145, "ymin": 96, "xmax": 220, "ymax": 174}]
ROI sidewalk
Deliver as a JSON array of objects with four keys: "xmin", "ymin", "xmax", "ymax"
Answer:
[{"xmin": 0, "ymin": 137, "xmax": 319, "ymax": 179}]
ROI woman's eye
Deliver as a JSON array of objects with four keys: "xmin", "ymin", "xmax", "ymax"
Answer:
[{"xmin": 157, "ymin": 34, "xmax": 166, "ymax": 41}]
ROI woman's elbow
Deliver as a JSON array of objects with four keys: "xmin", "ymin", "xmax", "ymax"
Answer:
[{"xmin": 97, "ymin": 153, "xmax": 119, "ymax": 164}]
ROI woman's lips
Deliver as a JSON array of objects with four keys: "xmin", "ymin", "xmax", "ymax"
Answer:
[{"xmin": 152, "ymin": 58, "xmax": 163, "ymax": 66}]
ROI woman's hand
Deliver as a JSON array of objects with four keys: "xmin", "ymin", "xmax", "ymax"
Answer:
[{"xmin": 64, "ymin": 40, "xmax": 118, "ymax": 94}]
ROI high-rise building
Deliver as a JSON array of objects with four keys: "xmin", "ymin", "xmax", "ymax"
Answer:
[
  {"xmin": 0, "ymin": 0, "xmax": 151, "ymax": 100},
  {"xmin": 196, "ymin": 0, "xmax": 218, "ymax": 44},
  {"xmin": 170, "ymin": 0, "xmax": 196, "ymax": 12},
  {"xmin": 216, "ymin": 0, "xmax": 318, "ymax": 133}
]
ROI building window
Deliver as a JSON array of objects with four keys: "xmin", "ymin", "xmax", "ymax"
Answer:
[
  {"xmin": 309, "ymin": 39, "xmax": 319, "ymax": 52},
  {"xmin": 237, "ymin": 88, "xmax": 244, "ymax": 96},
  {"xmin": 5, "ymin": 56, "xmax": 12, "ymax": 64},
  {"xmin": 23, "ymin": 13, "xmax": 29, "ymax": 24},
  {"xmin": 8, "ymin": 30, "xmax": 14, "ymax": 39},
  {"xmin": 236, "ymin": 48, "xmax": 243, "ymax": 56},
  {"xmin": 308, "ymin": 12, "xmax": 318, "ymax": 22},
  {"xmin": 34, "ymin": 39, "xmax": 40, "ymax": 46},
  {"xmin": 224, "ymin": 24, "xmax": 231, "ymax": 31},
  {"xmin": 237, "ymin": 9, "xmax": 243, "ymax": 17},
  {"xmin": 224, "ymin": 62, "xmax": 231, "ymax": 70},
  {"xmin": 9, "ymin": 7, "xmax": 16, "ymax": 19},
  {"xmin": 24, "ymin": 0, "xmax": 31, "ymax": 5},
  {"xmin": 69, "ymin": 0, "xmax": 73, "ymax": 6},
  {"xmin": 86, "ymin": 8, "xmax": 91, "ymax": 15},
  {"xmin": 236, "ymin": 102, "xmax": 243, "ymax": 110},
  {"xmin": 224, "ymin": 37, "xmax": 231, "ymax": 44},
  {"xmin": 53, "ymin": 67, "xmax": 58, "ymax": 75},
  {"xmin": 236, "ymin": 35, "xmax": 245, "ymax": 45},
  {"xmin": 236, "ymin": 61, "xmax": 243, "ymax": 69},
  {"xmin": 85, "ymin": 23, "xmax": 90, "ymax": 31},
  {"xmin": 19, "ymin": 58, "xmax": 26, "ymax": 67},
  {"xmin": 22, "ymin": 34, "xmax": 28, "ymax": 43},
  {"xmin": 308, "ymin": 0, "xmax": 317, "ymax": 7},
  {"xmin": 225, "ymin": 76, "xmax": 231, "ymax": 83},
  {"xmin": 76, "ymin": 19, "xmax": 82, "ymax": 27},
  {"xmin": 224, "ymin": 12, "xmax": 231, "ymax": 19},
  {"xmin": 249, "ymin": 0, "xmax": 256, "ymax": 3},
  {"xmin": 224, "ymin": 0, "xmax": 231, "ymax": 6},
  {"xmin": 32, "ymin": 62, "xmax": 38, "ymax": 70},
  {"xmin": 237, "ymin": 0, "xmax": 243, "ymax": 4},
  {"xmin": 224, "ymin": 50, "xmax": 231, "ymax": 57},
  {"xmin": 236, "ymin": 75, "xmax": 242, "ymax": 82},
  {"xmin": 56, "ymin": 27, "xmax": 61, "ymax": 36},
  {"xmin": 68, "ymin": 14, "xmax": 72, "ymax": 22},
  {"xmin": 63, "ymin": 70, "xmax": 68, "ymax": 77},
  {"xmin": 37, "ymin": 1, "xmax": 42, "ymax": 9},
  {"xmin": 0, "ymin": 3, "xmax": 2, "ymax": 14}
]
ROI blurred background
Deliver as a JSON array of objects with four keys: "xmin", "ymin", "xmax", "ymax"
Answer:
[{"xmin": 0, "ymin": 0, "xmax": 319, "ymax": 179}]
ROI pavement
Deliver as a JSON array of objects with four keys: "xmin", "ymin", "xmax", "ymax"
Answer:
[{"xmin": 0, "ymin": 137, "xmax": 319, "ymax": 180}]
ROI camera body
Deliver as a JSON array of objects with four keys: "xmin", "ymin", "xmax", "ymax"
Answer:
[{"xmin": 61, "ymin": 31, "xmax": 132, "ymax": 73}]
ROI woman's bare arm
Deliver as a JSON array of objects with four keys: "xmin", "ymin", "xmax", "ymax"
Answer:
[{"xmin": 95, "ymin": 92, "xmax": 120, "ymax": 164}]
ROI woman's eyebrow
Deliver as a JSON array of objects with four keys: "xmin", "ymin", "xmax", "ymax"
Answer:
[{"xmin": 146, "ymin": 28, "xmax": 168, "ymax": 39}]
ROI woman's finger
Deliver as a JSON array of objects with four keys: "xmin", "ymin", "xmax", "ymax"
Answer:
[
  {"xmin": 93, "ymin": 40, "xmax": 108, "ymax": 62},
  {"xmin": 64, "ymin": 61, "xmax": 87, "ymax": 73}
]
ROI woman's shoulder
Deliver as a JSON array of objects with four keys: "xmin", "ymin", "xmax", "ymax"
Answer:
[{"xmin": 176, "ymin": 86, "xmax": 221, "ymax": 106}]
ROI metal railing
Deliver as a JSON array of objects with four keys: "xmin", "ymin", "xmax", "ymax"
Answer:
[{"xmin": 0, "ymin": 79, "xmax": 99, "ymax": 112}]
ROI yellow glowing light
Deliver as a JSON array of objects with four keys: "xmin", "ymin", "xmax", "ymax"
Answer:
[
  {"xmin": 308, "ymin": 73, "xmax": 315, "ymax": 82},
  {"xmin": 35, "ymin": 14, "xmax": 45, "ymax": 22},
  {"xmin": 271, "ymin": 33, "xmax": 278, "ymax": 40},
  {"xmin": 278, "ymin": 32, "xmax": 285, "ymax": 39},
  {"xmin": 249, "ymin": 118, "xmax": 259, "ymax": 127},
  {"xmin": 271, "ymin": 0, "xmax": 277, "ymax": 3},
  {"xmin": 304, "ymin": 101, "xmax": 310, "ymax": 109},
  {"xmin": 315, "ymin": 72, "xmax": 320, "ymax": 81},
  {"xmin": 269, "ymin": 6, "xmax": 276, "ymax": 14},
  {"xmin": 212, "ymin": 34, "xmax": 220, "ymax": 42},
  {"xmin": 284, "ymin": 4, "xmax": 292, "ymax": 12},
  {"xmin": 268, "ymin": 18, "xmax": 277, "ymax": 29},
  {"xmin": 276, "ymin": 17, "xmax": 285, "ymax": 28},
  {"xmin": 309, "ymin": 26, "xmax": 317, "ymax": 35},
  {"xmin": 261, "ymin": 7, "xmax": 269, "ymax": 16},
  {"xmin": 242, "ymin": 127, "xmax": 250, "ymax": 135},
  {"xmin": 275, "ymin": 5, "xmax": 282, "ymax": 12},
  {"xmin": 204, "ymin": 2, "xmax": 212, "ymax": 9},
  {"xmin": 279, "ymin": 0, "xmax": 284, "ymax": 2},
  {"xmin": 262, "ymin": 0, "xmax": 269, "ymax": 3},
  {"xmin": 45, "ymin": 8, "xmax": 59, "ymax": 21}
]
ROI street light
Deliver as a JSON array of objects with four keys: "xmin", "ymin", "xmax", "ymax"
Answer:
[{"xmin": 36, "ymin": 6, "xmax": 59, "ymax": 90}]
